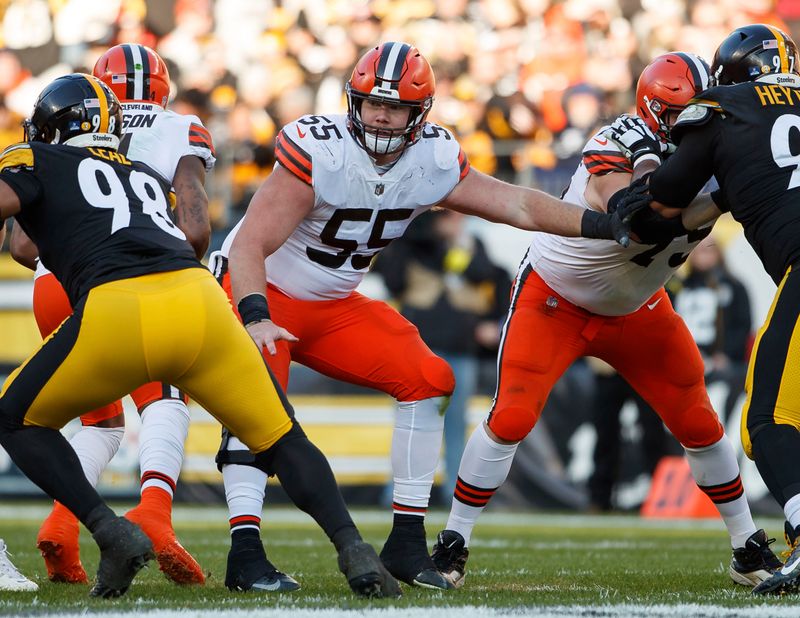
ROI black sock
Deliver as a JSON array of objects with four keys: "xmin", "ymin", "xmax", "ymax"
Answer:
[
  {"xmin": 254, "ymin": 422, "xmax": 361, "ymax": 552},
  {"xmin": 0, "ymin": 425, "xmax": 107, "ymax": 526},
  {"xmin": 231, "ymin": 527, "xmax": 261, "ymax": 547},
  {"xmin": 393, "ymin": 513, "xmax": 425, "ymax": 529},
  {"xmin": 751, "ymin": 423, "xmax": 800, "ymax": 505}
]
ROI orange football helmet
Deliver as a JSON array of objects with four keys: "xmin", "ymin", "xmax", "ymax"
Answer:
[
  {"xmin": 636, "ymin": 52, "xmax": 711, "ymax": 141},
  {"xmin": 346, "ymin": 42, "xmax": 435, "ymax": 155},
  {"xmin": 93, "ymin": 44, "xmax": 170, "ymax": 108}
]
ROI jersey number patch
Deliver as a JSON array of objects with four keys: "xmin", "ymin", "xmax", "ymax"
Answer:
[
  {"xmin": 77, "ymin": 158, "xmax": 186, "ymax": 240},
  {"xmin": 630, "ymin": 226, "xmax": 712, "ymax": 268},
  {"xmin": 307, "ymin": 208, "xmax": 414, "ymax": 269},
  {"xmin": 770, "ymin": 114, "xmax": 800, "ymax": 190}
]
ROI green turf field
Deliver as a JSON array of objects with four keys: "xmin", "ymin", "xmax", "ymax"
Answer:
[{"xmin": 1, "ymin": 506, "xmax": 798, "ymax": 616}]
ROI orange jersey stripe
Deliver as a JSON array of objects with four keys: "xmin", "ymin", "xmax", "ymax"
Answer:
[
  {"xmin": 276, "ymin": 131, "xmax": 312, "ymax": 185},
  {"xmin": 458, "ymin": 147, "xmax": 470, "ymax": 180}
]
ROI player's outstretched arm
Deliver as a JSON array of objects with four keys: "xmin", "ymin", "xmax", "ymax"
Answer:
[
  {"xmin": 440, "ymin": 168, "xmax": 639, "ymax": 246},
  {"xmin": 172, "ymin": 155, "xmax": 210, "ymax": 259},
  {"xmin": 9, "ymin": 222, "xmax": 37, "ymax": 270},
  {"xmin": 228, "ymin": 165, "xmax": 313, "ymax": 354}
]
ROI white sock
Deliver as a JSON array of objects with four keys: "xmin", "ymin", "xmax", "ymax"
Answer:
[
  {"xmin": 223, "ymin": 463, "xmax": 267, "ymax": 533},
  {"xmin": 445, "ymin": 422, "xmax": 518, "ymax": 546},
  {"xmin": 69, "ymin": 426, "xmax": 124, "ymax": 487},
  {"xmin": 684, "ymin": 436, "xmax": 756, "ymax": 548},
  {"xmin": 784, "ymin": 493, "xmax": 800, "ymax": 530},
  {"xmin": 390, "ymin": 396, "xmax": 446, "ymax": 515},
  {"xmin": 139, "ymin": 399, "xmax": 190, "ymax": 497}
]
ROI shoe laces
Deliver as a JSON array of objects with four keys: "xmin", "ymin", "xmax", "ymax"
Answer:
[{"xmin": 0, "ymin": 544, "xmax": 29, "ymax": 582}]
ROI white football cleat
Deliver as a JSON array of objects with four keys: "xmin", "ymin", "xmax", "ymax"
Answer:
[{"xmin": 0, "ymin": 539, "xmax": 37, "ymax": 591}]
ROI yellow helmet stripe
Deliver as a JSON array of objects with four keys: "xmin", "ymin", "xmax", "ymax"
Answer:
[
  {"xmin": 766, "ymin": 25, "xmax": 790, "ymax": 74},
  {"xmin": 83, "ymin": 73, "xmax": 109, "ymax": 133}
]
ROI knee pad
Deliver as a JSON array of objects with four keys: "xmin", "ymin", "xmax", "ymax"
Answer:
[
  {"xmin": 670, "ymin": 404, "xmax": 724, "ymax": 449},
  {"xmin": 417, "ymin": 355, "xmax": 455, "ymax": 398},
  {"xmin": 488, "ymin": 405, "xmax": 539, "ymax": 443}
]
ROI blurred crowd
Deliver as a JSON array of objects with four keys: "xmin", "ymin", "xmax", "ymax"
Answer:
[{"xmin": 0, "ymin": 0, "xmax": 797, "ymax": 243}]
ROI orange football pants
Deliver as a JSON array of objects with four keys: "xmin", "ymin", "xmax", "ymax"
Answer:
[
  {"xmin": 220, "ymin": 274, "xmax": 454, "ymax": 401},
  {"xmin": 33, "ymin": 272, "xmax": 186, "ymax": 425},
  {"xmin": 487, "ymin": 266, "xmax": 723, "ymax": 447}
]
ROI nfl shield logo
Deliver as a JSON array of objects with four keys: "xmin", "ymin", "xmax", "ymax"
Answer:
[{"xmin": 375, "ymin": 184, "xmax": 385, "ymax": 195}]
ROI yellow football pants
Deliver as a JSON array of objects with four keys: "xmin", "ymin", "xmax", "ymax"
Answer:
[
  {"xmin": 741, "ymin": 265, "xmax": 800, "ymax": 458},
  {"xmin": 0, "ymin": 268, "xmax": 292, "ymax": 453}
]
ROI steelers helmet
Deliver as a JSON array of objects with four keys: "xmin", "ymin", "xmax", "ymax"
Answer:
[
  {"xmin": 346, "ymin": 42, "xmax": 435, "ymax": 155},
  {"xmin": 712, "ymin": 23, "xmax": 800, "ymax": 85},
  {"xmin": 24, "ymin": 73, "xmax": 122, "ymax": 149}
]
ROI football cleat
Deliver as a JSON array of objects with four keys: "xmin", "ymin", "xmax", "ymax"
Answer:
[
  {"xmin": 338, "ymin": 541, "xmax": 402, "ymax": 598},
  {"xmin": 431, "ymin": 529, "xmax": 469, "ymax": 589},
  {"xmin": 225, "ymin": 536, "xmax": 299, "ymax": 592},
  {"xmin": 379, "ymin": 521, "xmax": 452, "ymax": 590},
  {"xmin": 730, "ymin": 528, "xmax": 783, "ymax": 586},
  {"xmin": 0, "ymin": 539, "xmax": 38, "ymax": 591},
  {"xmin": 37, "ymin": 505, "xmax": 88, "ymax": 584},
  {"xmin": 125, "ymin": 506, "xmax": 205, "ymax": 585},
  {"xmin": 753, "ymin": 523, "xmax": 800, "ymax": 595},
  {"xmin": 89, "ymin": 517, "xmax": 154, "ymax": 598}
]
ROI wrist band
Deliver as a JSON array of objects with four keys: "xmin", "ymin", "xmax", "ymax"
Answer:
[{"xmin": 237, "ymin": 293, "xmax": 270, "ymax": 326}]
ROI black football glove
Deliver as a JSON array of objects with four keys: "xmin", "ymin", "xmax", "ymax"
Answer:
[
  {"xmin": 581, "ymin": 177, "xmax": 653, "ymax": 247},
  {"xmin": 602, "ymin": 114, "xmax": 663, "ymax": 167}
]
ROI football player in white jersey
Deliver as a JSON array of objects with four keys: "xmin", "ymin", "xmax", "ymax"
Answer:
[
  {"xmin": 431, "ymin": 52, "xmax": 782, "ymax": 589},
  {"xmin": 10, "ymin": 44, "xmax": 213, "ymax": 586},
  {"xmin": 213, "ymin": 42, "xmax": 640, "ymax": 592}
]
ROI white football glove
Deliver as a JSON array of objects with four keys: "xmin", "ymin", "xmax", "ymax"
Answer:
[{"xmin": 602, "ymin": 114, "xmax": 664, "ymax": 167}]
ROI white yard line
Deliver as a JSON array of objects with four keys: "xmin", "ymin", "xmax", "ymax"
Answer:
[{"xmin": 8, "ymin": 605, "xmax": 799, "ymax": 618}]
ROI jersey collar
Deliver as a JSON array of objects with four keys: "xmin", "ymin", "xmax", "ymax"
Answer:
[{"xmin": 755, "ymin": 73, "xmax": 800, "ymax": 86}]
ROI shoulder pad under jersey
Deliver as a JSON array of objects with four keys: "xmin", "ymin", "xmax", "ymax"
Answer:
[
  {"xmin": 0, "ymin": 143, "xmax": 34, "ymax": 173},
  {"xmin": 582, "ymin": 127, "xmax": 632, "ymax": 176},
  {"xmin": 418, "ymin": 123, "xmax": 470, "ymax": 179},
  {"xmin": 275, "ymin": 115, "xmax": 346, "ymax": 183}
]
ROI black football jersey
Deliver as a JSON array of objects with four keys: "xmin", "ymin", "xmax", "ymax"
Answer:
[
  {"xmin": 1, "ymin": 142, "xmax": 200, "ymax": 304},
  {"xmin": 649, "ymin": 76, "xmax": 800, "ymax": 284}
]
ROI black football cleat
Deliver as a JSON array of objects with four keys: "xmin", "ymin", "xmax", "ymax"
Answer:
[
  {"xmin": 89, "ymin": 517, "xmax": 154, "ymax": 598},
  {"xmin": 380, "ymin": 522, "xmax": 452, "ymax": 590},
  {"xmin": 730, "ymin": 528, "xmax": 783, "ymax": 586},
  {"xmin": 753, "ymin": 523, "xmax": 800, "ymax": 595},
  {"xmin": 225, "ymin": 537, "xmax": 300, "ymax": 592},
  {"xmin": 338, "ymin": 541, "xmax": 402, "ymax": 598},
  {"xmin": 432, "ymin": 529, "xmax": 469, "ymax": 589}
]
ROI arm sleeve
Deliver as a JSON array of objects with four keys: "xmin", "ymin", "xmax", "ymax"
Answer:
[{"xmin": 648, "ymin": 121, "xmax": 719, "ymax": 209}]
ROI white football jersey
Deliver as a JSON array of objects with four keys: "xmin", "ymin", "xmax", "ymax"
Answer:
[
  {"xmin": 220, "ymin": 114, "xmax": 469, "ymax": 300},
  {"xmin": 525, "ymin": 125, "xmax": 711, "ymax": 316},
  {"xmin": 35, "ymin": 103, "xmax": 216, "ymax": 279}
]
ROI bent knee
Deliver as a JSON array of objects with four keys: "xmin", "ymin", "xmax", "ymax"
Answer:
[
  {"xmin": 397, "ymin": 355, "xmax": 455, "ymax": 401},
  {"xmin": 488, "ymin": 405, "xmax": 539, "ymax": 442},
  {"xmin": 669, "ymin": 405, "xmax": 724, "ymax": 448}
]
